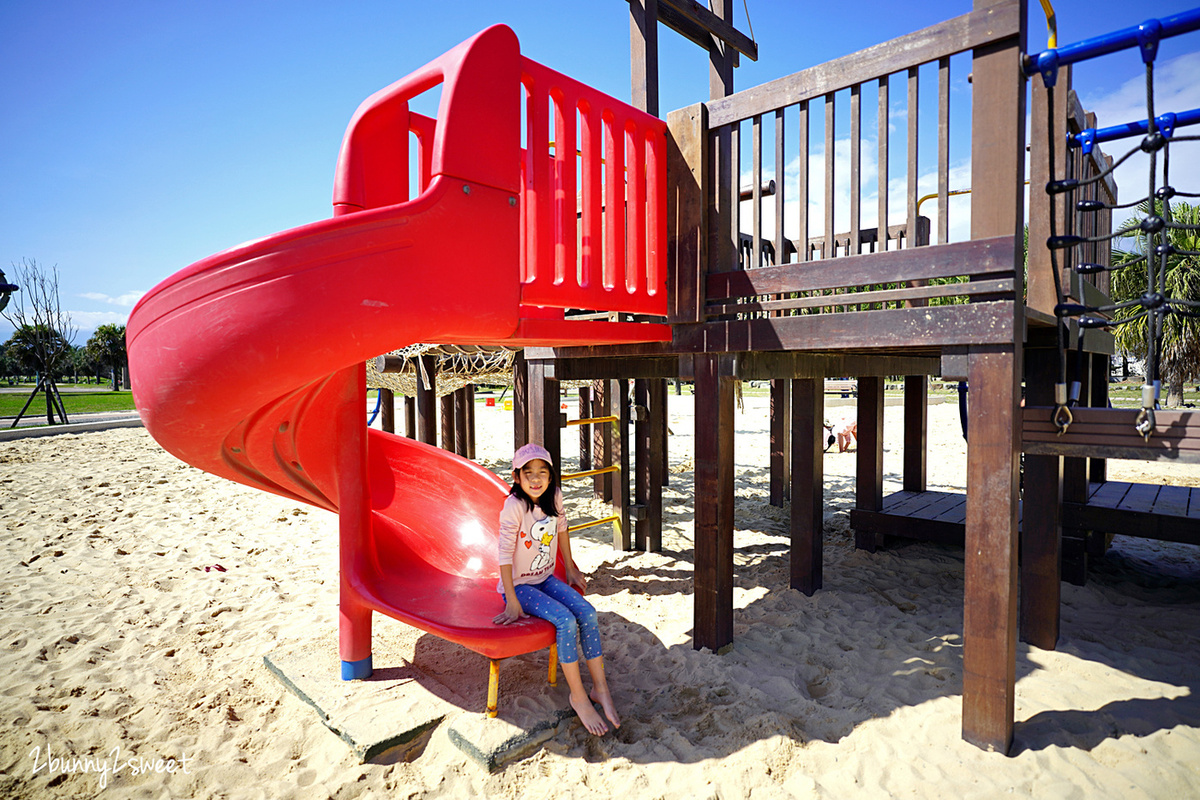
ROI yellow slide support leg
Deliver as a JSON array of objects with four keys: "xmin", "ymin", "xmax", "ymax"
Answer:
[
  {"xmin": 487, "ymin": 659, "xmax": 500, "ymax": 718},
  {"xmin": 548, "ymin": 643, "xmax": 558, "ymax": 686}
]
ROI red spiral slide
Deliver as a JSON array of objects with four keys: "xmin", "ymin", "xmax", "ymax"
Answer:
[{"xmin": 127, "ymin": 25, "xmax": 669, "ymax": 684}]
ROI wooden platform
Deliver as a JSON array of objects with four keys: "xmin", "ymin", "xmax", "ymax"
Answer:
[
  {"xmin": 849, "ymin": 490, "xmax": 994, "ymax": 547},
  {"xmin": 1065, "ymin": 481, "xmax": 1200, "ymax": 545},
  {"xmin": 852, "ymin": 482, "xmax": 1200, "ymax": 550}
]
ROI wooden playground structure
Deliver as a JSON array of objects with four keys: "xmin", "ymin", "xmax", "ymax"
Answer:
[{"xmin": 372, "ymin": 0, "xmax": 1200, "ymax": 754}]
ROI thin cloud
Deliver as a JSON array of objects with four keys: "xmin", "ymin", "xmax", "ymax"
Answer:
[{"xmin": 79, "ymin": 291, "xmax": 145, "ymax": 307}]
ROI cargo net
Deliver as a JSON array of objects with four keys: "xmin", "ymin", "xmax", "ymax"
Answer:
[
  {"xmin": 1042, "ymin": 43, "xmax": 1200, "ymax": 441},
  {"xmin": 366, "ymin": 344, "xmax": 518, "ymax": 397}
]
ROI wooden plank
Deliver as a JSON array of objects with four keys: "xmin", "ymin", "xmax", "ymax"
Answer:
[
  {"xmin": 578, "ymin": 386, "xmax": 592, "ymax": 470},
  {"xmin": 1153, "ymin": 485, "xmax": 1190, "ymax": 517},
  {"xmin": 1116, "ymin": 482, "xmax": 1160, "ymax": 514},
  {"xmin": 752, "ymin": 114, "xmax": 763, "ymax": 268},
  {"xmin": 850, "ymin": 84, "xmax": 862, "ymax": 258},
  {"xmin": 877, "ymin": 76, "xmax": 890, "ymax": 253},
  {"xmin": 907, "ymin": 65, "xmax": 919, "ymax": 253},
  {"xmin": 824, "ymin": 93, "xmax": 836, "ymax": 260},
  {"xmin": 694, "ymin": 354, "xmax": 735, "ymax": 650},
  {"xmin": 854, "ymin": 377, "xmax": 885, "ymax": 551},
  {"xmin": 791, "ymin": 378, "xmax": 823, "ymax": 595},
  {"xmin": 707, "ymin": 236, "xmax": 1015, "ymax": 299},
  {"xmin": 798, "ymin": 101, "xmax": 810, "ymax": 262},
  {"xmin": 1023, "ymin": 407, "xmax": 1200, "ymax": 462},
  {"xmin": 648, "ymin": 377, "xmax": 666, "ymax": 550},
  {"xmin": 440, "ymin": 393, "xmax": 455, "ymax": 454},
  {"xmin": 706, "ymin": 277, "xmax": 1013, "ymax": 316},
  {"xmin": 1189, "ymin": 487, "xmax": 1200, "ymax": 520},
  {"xmin": 938, "ymin": 57, "xmax": 950, "ymax": 245},
  {"xmin": 920, "ymin": 490, "xmax": 968, "ymax": 521},
  {"xmin": 884, "ymin": 490, "xmax": 940, "ymax": 516},
  {"xmin": 675, "ymin": 300, "xmax": 1018, "ymax": 353},
  {"xmin": 1088, "ymin": 480, "xmax": 1130, "ymax": 507},
  {"xmin": 380, "ymin": 387, "xmax": 395, "ymax": 435},
  {"xmin": 774, "ymin": 110, "xmax": 786, "ymax": 264},
  {"xmin": 548, "ymin": 356, "xmax": 679, "ymax": 381},
  {"xmin": 729, "ymin": 351, "xmax": 940, "ymax": 381},
  {"xmin": 706, "ymin": 1, "xmax": 1021, "ymax": 127}
]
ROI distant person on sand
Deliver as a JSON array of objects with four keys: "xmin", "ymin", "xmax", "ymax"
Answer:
[
  {"xmin": 493, "ymin": 443, "xmax": 621, "ymax": 735},
  {"xmin": 825, "ymin": 415, "xmax": 857, "ymax": 453}
]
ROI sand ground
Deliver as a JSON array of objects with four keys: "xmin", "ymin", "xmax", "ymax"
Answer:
[{"xmin": 2, "ymin": 395, "xmax": 1199, "ymax": 799}]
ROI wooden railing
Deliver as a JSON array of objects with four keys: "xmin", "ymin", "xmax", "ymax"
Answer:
[{"xmin": 667, "ymin": 0, "xmax": 1025, "ymax": 331}]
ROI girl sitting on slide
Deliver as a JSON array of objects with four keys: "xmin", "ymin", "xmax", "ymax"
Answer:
[{"xmin": 492, "ymin": 443, "xmax": 621, "ymax": 735}]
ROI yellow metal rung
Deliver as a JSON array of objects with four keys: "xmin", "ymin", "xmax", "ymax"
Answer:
[
  {"xmin": 568, "ymin": 514, "xmax": 619, "ymax": 533},
  {"xmin": 564, "ymin": 415, "xmax": 618, "ymax": 427},
  {"xmin": 561, "ymin": 465, "xmax": 619, "ymax": 482}
]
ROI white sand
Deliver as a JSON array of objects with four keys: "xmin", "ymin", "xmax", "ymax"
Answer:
[{"xmin": 3, "ymin": 395, "xmax": 1200, "ymax": 798}]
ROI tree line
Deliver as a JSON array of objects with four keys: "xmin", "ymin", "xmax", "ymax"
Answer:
[{"xmin": 1, "ymin": 258, "xmax": 127, "ymax": 391}]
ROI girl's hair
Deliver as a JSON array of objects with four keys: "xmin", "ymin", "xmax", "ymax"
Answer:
[{"xmin": 511, "ymin": 460, "xmax": 560, "ymax": 518}]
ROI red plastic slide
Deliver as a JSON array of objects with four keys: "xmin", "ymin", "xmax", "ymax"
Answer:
[{"xmin": 127, "ymin": 25, "xmax": 668, "ymax": 682}]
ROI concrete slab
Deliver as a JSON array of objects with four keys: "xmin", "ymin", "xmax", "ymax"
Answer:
[
  {"xmin": 263, "ymin": 641, "xmax": 467, "ymax": 762},
  {"xmin": 264, "ymin": 632, "xmax": 583, "ymax": 770}
]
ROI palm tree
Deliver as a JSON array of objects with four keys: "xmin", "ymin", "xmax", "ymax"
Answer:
[
  {"xmin": 1109, "ymin": 199, "xmax": 1200, "ymax": 407},
  {"xmin": 86, "ymin": 323, "xmax": 127, "ymax": 391}
]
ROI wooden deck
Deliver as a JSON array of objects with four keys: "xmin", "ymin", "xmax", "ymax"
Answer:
[
  {"xmin": 851, "ymin": 482, "xmax": 1200, "ymax": 549},
  {"xmin": 1066, "ymin": 481, "xmax": 1200, "ymax": 545}
]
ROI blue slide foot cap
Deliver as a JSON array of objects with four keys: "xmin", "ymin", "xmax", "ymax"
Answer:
[{"xmin": 341, "ymin": 655, "xmax": 373, "ymax": 680}]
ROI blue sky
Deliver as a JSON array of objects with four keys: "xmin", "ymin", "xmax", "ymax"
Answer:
[{"xmin": 4, "ymin": 0, "xmax": 1200, "ymax": 343}]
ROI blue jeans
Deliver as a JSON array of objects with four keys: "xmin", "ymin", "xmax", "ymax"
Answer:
[{"xmin": 514, "ymin": 575, "xmax": 602, "ymax": 664}]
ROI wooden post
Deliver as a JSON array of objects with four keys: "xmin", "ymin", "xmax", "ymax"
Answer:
[
  {"xmin": 579, "ymin": 385, "xmax": 592, "ymax": 471},
  {"xmin": 380, "ymin": 387, "xmax": 395, "ymax": 434},
  {"xmin": 454, "ymin": 386, "xmax": 469, "ymax": 457},
  {"xmin": 667, "ymin": 104, "xmax": 708, "ymax": 324},
  {"xmin": 594, "ymin": 380, "xmax": 613, "ymax": 501},
  {"xmin": 513, "ymin": 350, "xmax": 528, "ymax": 450},
  {"xmin": 630, "ymin": 0, "xmax": 659, "ymax": 116},
  {"xmin": 962, "ymin": 0, "xmax": 1026, "ymax": 754},
  {"xmin": 693, "ymin": 354, "xmax": 734, "ymax": 651},
  {"xmin": 1021, "ymin": 340, "xmax": 1062, "ymax": 650},
  {"xmin": 902, "ymin": 375, "xmax": 927, "ymax": 492},
  {"xmin": 635, "ymin": 378, "xmax": 651, "ymax": 550},
  {"xmin": 854, "ymin": 376, "xmax": 885, "ymax": 552},
  {"xmin": 1027, "ymin": 64, "xmax": 1071, "ymax": 317},
  {"xmin": 440, "ymin": 393, "xmax": 455, "ymax": 453},
  {"xmin": 466, "ymin": 384, "xmax": 476, "ymax": 460},
  {"xmin": 770, "ymin": 378, "xmax": 792, "ymax": 506},
  {"xmin": 649, "ymin": 377, "xmax": 666, "ymax": 550},
  {"xmin": 791, "ymin": 377, "xmax": 823, "ymax": 595},
  {"xmin": 404, "ymin": 396, "xmax": 415, "ymax": 439},
  {"xmin": 1089, "ymin": 353, "xmax": 1108, "ymax": 485},
  {"xmin": 611, "ymin": 378, "xmax": 631, "ymax": 550},
  {"xmin": 416, "ymin": 354, "xmax": 437, "ymax": 446}
]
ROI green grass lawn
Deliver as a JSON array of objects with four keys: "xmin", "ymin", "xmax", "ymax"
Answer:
[{"xmin": 0, "ymin": 390, "xmax": 137, "ymax": 418}]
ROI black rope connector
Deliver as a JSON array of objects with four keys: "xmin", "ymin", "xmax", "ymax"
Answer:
[
  {"xmin": 1075, "ymin": 262, "xmax": 1106, "ymax": 274},
  {"xmin": 1141, "ymin": 131, "xmax": 1167, "ymax": 152},
  {"xmin": 1156, "ymin": 185, "xmax": 1177, "ymax": 201},
  {"xmin": 1047, "ymin": 179, "xmax": 1079, "ymax": 195},
  {"xmin": 1140, "ymin": 215, "xmax": 1166, "ymax": 233},
  {"xmin": 1075, "ymin": 199, "xmax": 1106, "ymax": 212},
  {"xmin": 1079, "ymin": 315, "xmax": 1110, "ymax": 329},
  {"xmin": 1141, "ymin": 291, "xmax": 1167, "ymax": 310},
  {"xmin": 1055, "ymin": 302, "xmax": 1089, "ymax": 317},
  {"xmin": 1048, "ymin": 235, "xmax": 1085, "ymax": 249},
  {"xmin": 1155, "ymin": 243, "xmax": 1175, "ymax": 257}
]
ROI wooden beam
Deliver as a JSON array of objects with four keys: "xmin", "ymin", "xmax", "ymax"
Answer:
[
  {"xmin": 854, "ymin": 377, "xmax": 885, "ymax": 552},
  {"xmin": 630, "ymin": 0, "xmax": 660, "ymax": 116},
  {"xmin": 706, "ymin": 236, "xmax": 1015, "ymax": 300},
  {"xmin": 902, "ymin": 376, "xmax": 927, "ymax": 492},
  {"xmin": 416, "ymin": 354, "xmax": 437, "ymax": 446},
  {"xmin": 791, "ymin": 378, "xmax": 823, "ymax": 595},
  {"xmin": 769, "ymin": 379, "xmax": 791, "ymax": 507},
  {"xmin": 657, "ymin": 0, "xmax": 757, "ymax": 62},
  {"xmin": 693, "ymin": 354, "xmax": 734, "ymax": 651},
  {"xmin": 1021, "ymin": 343, "xmax": 1062, "ymax": 651},
  {"xmin": 674, "ymin": 301, "xmax": 1019, "ymax": 353}
]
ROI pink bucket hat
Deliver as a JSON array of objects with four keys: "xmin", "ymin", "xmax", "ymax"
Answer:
[{"xmin": 513, "ymin": 443, "xmax": 553, "ymax": 470}]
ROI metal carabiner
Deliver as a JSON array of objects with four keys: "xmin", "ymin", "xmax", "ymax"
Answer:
[{"xmin": 1053, "ymin": 403, "xmax": 1073, "ymax": 436}]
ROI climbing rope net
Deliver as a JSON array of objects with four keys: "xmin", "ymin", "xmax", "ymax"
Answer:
[
  {"xmin": 1030, "ymin": 8, "xmax": 1200, "ymax": 440},
  {"xmin": 366, "ymin": 344, "xmax": 518, "ymax": 397}
]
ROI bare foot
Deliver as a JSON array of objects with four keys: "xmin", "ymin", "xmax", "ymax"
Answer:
[
  {"xmin": 569, "ymin": 692, "xmax": 608, "ymax": 735},
  {"xmin": 590, "ymin": 688, "xmax": 621, "ymax": 729}
]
